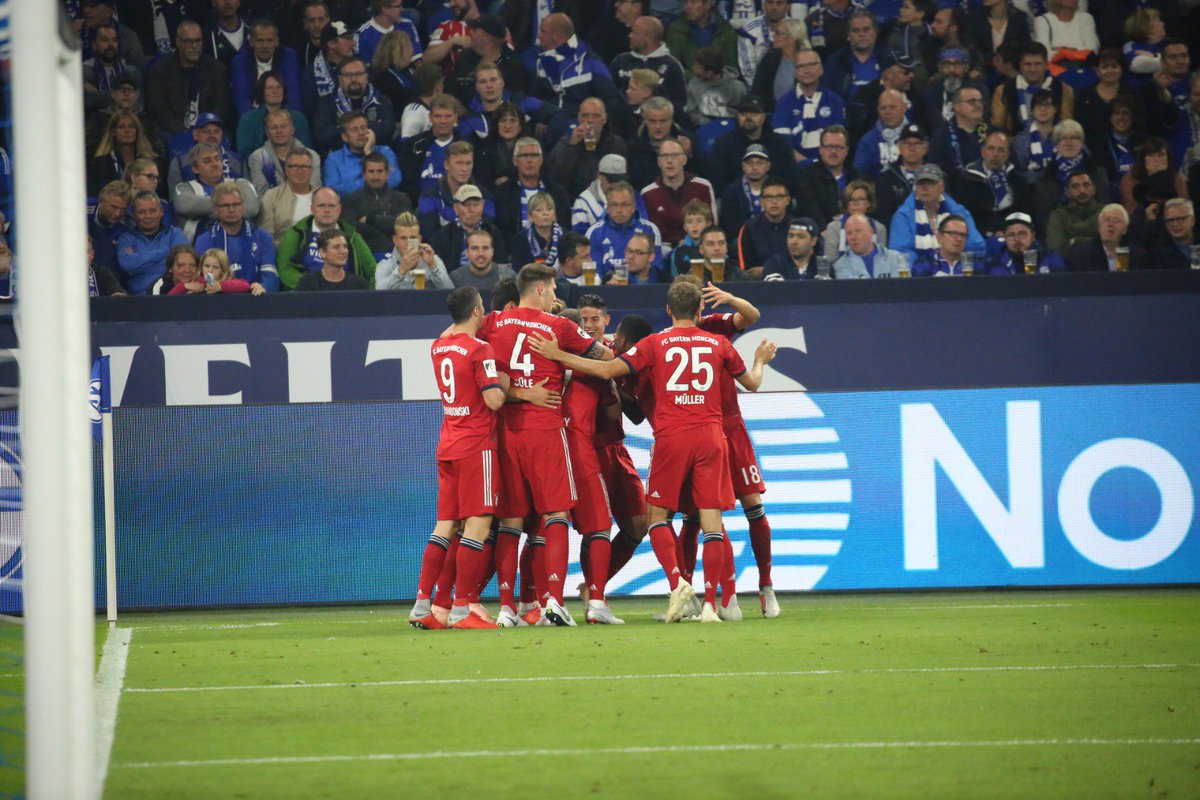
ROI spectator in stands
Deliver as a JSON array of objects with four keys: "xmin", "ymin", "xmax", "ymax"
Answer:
[
  {"xmin": 821, "ymin": 179, "xmax": 887, "ymax": 261},
  {"xmin": 459, "ymin": 62, "xmax": 558, "ymax": 145},
  {"xmin": 398, "ymin": 95, "xmax": 464, "ymax": 199},
  {"xmin": 987, "ymin": 211, "xmax": 1065, "ymax": 274},
  {"xmin": 625, "ymin": 96, "xmax": 692, "ymax": 192},
  {"xmin": 397, "ymin": 64, "xmax": 441, "ymax": 142},
  {"xmin": 735, "ymin": 175, "xmax": 792, "ymax": 278},
  {"xmin": 991, "ymin": 42, "xmax": 1073, "ymax": 135},
  {"xmin": 193, "ymin": 181, "xmax": 279, "ymax": 293},
  {"xmin": 640, "ymin": 138, "xmax": 717, "ymax": 249},
  {"xmin": 1046, "ymin": 169, "xmax": 1102, "ymax": 253},
  {"xmin": 429, "ymin": 185, "xmax": 508, "ymax": 274},
  {"xmin": 83, "ymin": 22, "xmax": 142, "ymax": 115},
  {"xmin": 572, "ymin": 154, "xmax": 637, "ymax": 235},
  {"xmin": 314, "ymin": 56, "xmax": 396, "ymax": 153},
  {"xmin": 88, "ymin": 111, "xmax": 160, "ymax": 196},
  {"xmin": 302, "ymin": 19, "xmax": 357, "ymax": 117},
  {"xmin": 913, "ymin": 213, "xmax": 971, "ymax": 276},
  {"xmin": 1074, "ymin": 49, "xmax": 1126, "ymax": 139},
  {"xmin": 548, "ymin": 98, "xmax": 629, "ymax": 201},
  {"xmin": 342, "ymin": 152, "xmax": 412, "ymax": 255},
  {"xmin": 665, "ymin": 0, "xmax": 737, "ymax": 80},
  {"xmin": 847, "ymin": 58, "xmax": 924, "ymax": 144},
  {"xmin": 1152, "ymin": 198, "xmax": 1196, "ymax": 271},
  {"xmin": 735, "ymin": 0, "xmax": 792, "ymax": 87},
  {"xmin": 1067, "ymin": 203, "xmax": 1148, "ymax": 272},
  {"xmin": 964, "ymin": 0, "xmax": 1032, "ymax": 73},
  {"xmin": 422, "ymin": 0, "xmax": 480, "ymax": 72},
  {"xmin": 508, "ymin": 192, "xmax": 565, "ymax": 270},
  {"xmin": 951, "ymin": 128, "xmax": 1029, "ymax": 237},
  {"xmin": 1011, "ymin": 89, "xmax": 1059, "ymax": 174},
  {"xmin": 355, "ymin": 0, "xmax": 423, "ymax": 66},
  {"xmin": 277, "ymin": 186, "xmax": 376, "ymax": 288},
  {"xmin": 668, "ymin": 199, "xmax": 713, "ymax": 276},
  {"xmin": 231, "ymin": 20, "xmax": 302, "ymax": 120},
  {"xmin": 323, "ymin": 111, "xmax": 402, "ymax": 196},
  {"xmin": 295, "ymin": 229, "xmax": 371, "ymax": 290},
  {"xmin": 237, "ymin": 74, "xmax": 314, "ymax": 161},
  {"xmin": 609, "ymin": 68, "xmax": 658, "ymax": 140},
  {"xmin": 805, "ymin": 0, "xmax": 857, "ymax": 58},
  {"xmin": 448, "ymin": 14, "xmax": 529, "ymax": 108},
  {"xmin": 124, "ymin": 159, "xmax": 172, "ymax": 226},
  {"xmin": 449, "ymin": 228, "xmax": 515, "ymax": 289},
  {"xmin": 151, "ymin": 244, "xmax": 202, "ymax": 296},
  {"xmin": 80, "ymin": 0, "xmax": 145, "ymax": 66},
  {"xmin": 684, "ymin": 46, "xmax": 748, "ymax": 127},
  {"xmin": 174, "ymin": 142, "xmax": 259, "ymax": 242},
  {"xmin": 493, "ymin": 138, "xmax": 571, "ymax": 241},
  {"xmin": 797, "ymin": 125, "xmax": 859, "ymax": 232},
  {"xmin": 375, "ymin": 211, "xmax": 453, "ymax": 290},
  {"xmin": 417, "ymin": 141, "xmax": 495, "ymax": 231},
  {"xmin": 116, "ymin": 190, "xmax": 189, "ymax": 294},
  {"xmin": 719, "ymin": 144, "xmax": 771, "ymax": 243},
  {"xmin": 247, "ymin": 109, "xmax": 321, "ymax": 197},
  {"xmin": 712, "ymin": 95, "xmax": 796, "ymax": 188},
  {"xmin": 609, "ymin": 229, "xmax": 660, "ymax": 285},
  {"xmin": 774, "ymin": 48, "xmax": 846, "ymax": 165},
  {"xmin": 853, "ymin": 89, "xmax": 910, "ymax": 180},
  {"xmin": 473, "ymin": 101, "xmax": 529, "ymax": 190},
  {"xmin": 890, "ymin": 164, "xmax": 985, "ymax": 266},
  {"xmin": 750, "ymin": 18, "xmax": 810, "ymax": 116},
  {"xmin": 1088, "ymin": 95, "xmax": 1142, "ymax": 197},
  {"xmin": 590, "ymin": 0, "xmax": 647, "ymax": 65},
  {"xmin": 531, "ymin": 13, "xmax": 620, "ymax": 114},
  {"xmin": 611, "ymin": 15, "xmax": 689, "ymax": 112},
  {"xmin": 920, "ymin": 47, "xmax": 989, "ymax": 135},
  {"xmin": 167, "ymin": 114, "xmax": 244, "ymax": 195},
  {"xmin": 85, "ymin": 74, "xmax": 158, "ymax": 158},
  {"xmin": 876, "ymin": 122, "xmax": 929, "ymax": 225},
  {"xmin": 833, "ymin": 212, "xmax": 909, "ymax": 278},
  {"xmin": 1032, "ymin": 120, "xmax": 1110, "ymax": 230},
  {"xmin": 89, "ymin": 180, "xmax": 132, "ymax": 273},
  {"xmin": 258, "ymin": 147, "xmax": 320, "ymax": 245},
  {"xmin": 296, "ymin": 1, "xmax": 332, "ymax": 67},
  {"xmin": 553, "ymin": 231, "xmax": 592, "ymax": 294},
  {"xmin": 882, "ymin": 0, "xmax": 934, "ymax": 81},
  {"xmin": 584, "ymin": 181, "xmax": 663, "ymax": 282},
  {"xmin": 764, "ymin": 216, "xmax": 819, "ymax": 280},
  {"xmin": 822, "ymin": 9, "xmax": 882, "ymax": 103},
  {"xmin": 193, "ymin": 248, "xmax": 254, "ymax": 294},
  {"xmin": 928, "ymin": 85, "xmax": 988, "ymax": 176},
  {"xmin": 204, "ymin": 0, "xmax": 249, "ymax": 66},
  {"xmin": 921, "ymin": 5, "xmax": 974, "ymax": 78},
  {"xmin": 1119, "ymin": 137, "xmax": 1187, "ymax": 215},
  {"xmin": 369, "ymin": 31, "xmax": 418, "ymax": 116},
  {"xmin": 1033, "ymin": 0, "xmax": 1098, "ymax": 68}
]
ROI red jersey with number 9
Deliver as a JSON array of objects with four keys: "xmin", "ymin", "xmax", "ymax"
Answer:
[
  {"xmin": 618, "ymin": 326, "xmax": 746, "ymax": 436},
  {"xmin": 478, "ymin": 307, "xmax": 598, "ymax": 431},
  {"xmin": 430, "ymin": 332, "xmax": 502, "ymax": 460}
]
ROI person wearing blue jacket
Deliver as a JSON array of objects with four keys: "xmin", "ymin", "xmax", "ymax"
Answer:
[
  {"xmin": 322, "ymin": 111, "xmax": 401, "ymax": 196},
  {"xmin": 986, "ymin": 212, "xmax": 1067, "ymax": 275},
  {"xmin": 584, "ymin": 181, "xmax": 664, "ymax": 282},
  {"xmin": 193, "ymin": 183, "xmax": 280, "ymax": 293},
  {"xmin": 888, "ymin": 164, "xmax": 986, "ymax": 266},
  {"xmin": 851, "ymin": 88, "xmax": 910, "ymax": 179},
  {"xmin": 531, "ymin": 15, "xmax": 621, "ymax": 115},
  {"xmin": 115, "ymin": 191, "xmax": 189, "ymax": 294},
  {"xmin": 230, "ymin": 22, "xmax": 303, "ymax": 119},
  {"xmin": 772, "ymin": 50, "xmax": 846, "ymax": 164}
]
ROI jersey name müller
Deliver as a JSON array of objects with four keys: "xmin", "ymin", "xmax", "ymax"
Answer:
[{"xmin": 431, "ymin": 333, "xmax": 500, "ymax": 460}]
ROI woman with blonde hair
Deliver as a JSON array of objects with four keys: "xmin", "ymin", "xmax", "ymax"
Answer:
[
  {"xmin": 89, "ymin": 111, "xmax": 159, "ymax": 195},
  {"xmin": 371, "ymin": 30, "xmax": 417, "ymax": 112}
]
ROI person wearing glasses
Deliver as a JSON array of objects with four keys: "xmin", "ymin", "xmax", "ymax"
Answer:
[
  {"xmin": 640, "ymin": 138, "xmax": 718, "ymax": 249},
  {"xmin": 173, "ymin": 142, "xmax": 260, "ymax": 242},
  {"xmin": 772, "ymin": 48, "xmax": 846, "ymax": 164},
  {"xmin": 145, "ymin": 21, "xmax": 232, "ymax": 140},
  {"xmin": 584, "ymin": 181, "xmax": 664, "ymax": 282},
  {"xmin": 258, "ymin": 147, "xmax": 322, "ymax": 245},
  {"xmin": 735, "ymin": 176, "xmax": 793, "ymax": 278},
  {"xmin": 928, "ymin": 85, "xmax": 988, "ymax": 175},
  {"xmin": 796, "ymin": 125, "xmax": 860, "ymax": 232},
  {"xmin": 912, "ymin": 213, "xmax": 971, "ymax": 276},
  {"xmin": 312, "ymin": 56, "xmax": 397, "ymax": 153},
  {"xmin": 1151, "ymin": 199, "xmax": 1196, "ymax": 271},
  {"xmin": 247, "ymin": 108, "xmax": 321, "ymax": 197},
  {"xmin": 194, "ymin": 182, "xmax": 280, "ymax": 294}
]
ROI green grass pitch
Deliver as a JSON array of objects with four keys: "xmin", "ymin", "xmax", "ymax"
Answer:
[{"xmin": 25, "ymin": 589, "xmax": 1200, "ymax": 798}]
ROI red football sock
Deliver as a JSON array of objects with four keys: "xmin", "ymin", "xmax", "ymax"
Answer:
[
  {"xmin": 471, "ymin": 535, "xmax": 495, "ymax": 603},
  {"xmin": 678, "ymin": 516, "xmax": 699, "ymax": 584},
  {"xmin": 745, "ymin": 504, "xmax": 772, "ymax": 589},
  {"xmin": 701, "ymin": 531, "xmax": 725, "ymax": 606},
  {"xmin": 720, "ymin": 527, "xmax": 737, "ymax": 606},
  {"xmin": 587, "ymin": 533, "xmax": 612, "ymax": 602},
  {"xmin": 607, "ymin": 529, "xmax": 641, "ymax": 579},
  {"xmin": 544, "ymin": 517, "xmax": 570, "ymax": 603},
  {"xmin": 648, "ymin": 521, "xmax": 681, "ymax": 590},
  {"xmin": 416, "ymin": 533, "xmax": 453, "ymax": 601},
  {"xmin": 453, "ymin": 538, "xmax": 487, "ymax": 608},
  {"xmin": 494, "ymin": 526, "xmax": 521, "ymax": 609},
  {"xmin": 518, "ymin": 539, "xmax": 536, "ymax": 604},
  {"xmin": 433, "ymin": 537, "xmax": 459, "ymax": 608}
]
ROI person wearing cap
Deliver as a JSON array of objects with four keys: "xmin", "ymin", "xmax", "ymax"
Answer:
[
  {"xmin": 719, "ymin": 143, "xmax": 773, "ymax": 242},
  {"xmin": 986, "ymin": 211, "xmax": 1065, "ymax": 274},
  {"xmin": 146, "ymin": 21, "xmax": 232, "ymax": 139},
  {"xmin": 919, "ymin": 46, "xmax": 988, "ymax": 135},
  {"xmin": 428, "ymin": 184, "xmax": 509, "ymax": 274},
  {"xmin": 447, "ymin": 228, "xmax": 515, "ymax": 290},
  {"xmin": 763, "ymin": 216, "xmax": 819, "ymax": 280},
  {"xmin": 822, "ymin": 9, "xmax": 883, "ymax": 104},
  {"xmin": 912, "ymin": 213, "xmax": 972, "ymax": 276},
  {"xmin": 448, "ymin": 14, "xmax": 530, "ymax": 108},
  {"xmin": 713, "ymin": 94, "xmax": 797, "ymax": 187},
  {"xmin": 611, "ymin": 16, "xmax": 689, "ymax": 112},
  {"xmin": 735, "ymin": 175, "xmax": 792, "ymax": 277},
  {"xmin": 852, "ymin": 88, "xmax": 911, "ymax": 179},
  {"xmin": 773, "ymin": 49, "xmax": 846, "ymax": 164},
  {"xmin": 1066, "ymin": 203, "xmax": 1149, "ymax": 272},
  {"xmin": 990, "ymin": 42, "xmax": 1073, "ymax": 135},
  {"xmin": 1045, "ymin": 169, "xmax": 1103, "ymax": 253},
  {"xmin": 323, "ymin": 110, "xmax": 402, "ymax": 196},
  {"xmin": 584, "ymin": 180, "xmax": 664, "ymax": 282},
  {"xmin": 833, "ymin": 212, "xmax": 909, "ymax": 278},
  {"xmin": 83, "ymin": 22, "xmax": 143, "ymax": 113},
  {"xmin": 493, "ymin": 137, "xmax": 571, "ymax": 241},
  {"xmin": 417, "ymin": 140, "xmax": 496, "ymax": 230},
  {"xmin": 640, "ymin": 138, "xmax": 718, "ymax": 249},
  {"xmin": 735, "ymin": 0, "xmax": 793, "ymax": 86},
  {"xmin": 796, "ymin": 125, "xmax": 860, "ymax": 232},
  {"xmin": 532, "ymin": 13, "xmax": 621, "ymax": 116},
  {"xmin": 889, "ymin": 162, "xmax": 986, "ymax": 265},
  {"xmin": 276, "ymin": 186, "xmax": 376, "ymax": 288},
  {"xmin": 951, "ymin": 128, "xmax": 1031, "ymax": 237},
  {"xmin": 929, "ymin": 86, "xmax": 988, "ymax": 176},
  {"xmin": 875, "ymin": 121, "xmax": 930, "ymax": 225},
  {"xmin": 665, "ymin": 0, "xmax": 738, "ymax": 82},
  {"xmin": 301, "ymin": 19, "xmax": 358, "ymax": 117},
  {"xmin": 166, "ymin": 113, "xmax": 245, "ymax": 196},
  {"xmin": 570, "ymin": 154, "xmax": 650, "ymax": 234},
  {"xmin": 173, "ymin": 142, "xmax": 260, "ymax": 242},
  {"xmin": 548, "ymin": 98, "xmax": 629, "ymax": 201},
  {"xmin": 85, "ymin": 73, "xmax": 159, "ymax": 156},
  {"xmin": 313, "ymin": 55, "xmax": 397, "ymax": 154},
  {"xmin": 230, "ymin": 20, "xmax": 303, "ymax": 120}
]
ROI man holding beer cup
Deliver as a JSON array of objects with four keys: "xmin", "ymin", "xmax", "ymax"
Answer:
[
  {"xmin": 985, "ymin": 212, "xmax": 1066, "ymax": 275},
  {"xmin": 374, "ymin": 211, "xmax": 453, "ymax": 290}
]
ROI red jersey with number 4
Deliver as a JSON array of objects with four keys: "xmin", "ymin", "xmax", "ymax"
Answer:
[
  {"xmin": 479, "ymin": 307, "xmax": 598, "ymax": 431},
  {"xmin": 618, "ymin": 326, "xmax": 746, "ymax": 436},
  {"xmin": 698, "ymin": 312, "xmax": 745, "ymax": 432},
  {"xmin": 431, "ymin": 333, "xmax": 502, "ymax": 460}
]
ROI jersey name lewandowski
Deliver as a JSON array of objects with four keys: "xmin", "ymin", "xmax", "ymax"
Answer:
[
  {"xmin": 617, "ymin": 326, "xmax": 746, "ymax": 436},
  {"xmin": 431, "ymin": 333, "xmax": 501, "ymax": 460}
]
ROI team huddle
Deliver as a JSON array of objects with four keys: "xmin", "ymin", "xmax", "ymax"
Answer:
[{"xmin": 408, "ymin": 264, "xmax": 778, "ymax": 629}]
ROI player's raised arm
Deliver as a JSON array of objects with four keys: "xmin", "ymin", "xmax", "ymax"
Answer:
[
  {"xmin": 735, "ymin": 340, "xmax": 778, "ymax": 393},
  {"xmin": 530, "ymin": 333, "xmax": 630, "ymax": 380},
  {"xmin": 703, "ymin": 282, "xmax": 761, "ymax": 330}
]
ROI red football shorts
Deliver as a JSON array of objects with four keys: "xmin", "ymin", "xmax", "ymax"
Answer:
[
  {"xmin": 596, "ymin": 442, "xmax": 645, "ymax": 517},
  {"xmin": 436, "ymin": 449, "xmax": 498, "ymax": 521},
  {"xmin": 571, "ymin": 470, "xmax": 613, "ymax": 534},
  {"xmin": 646, "ymin": 424, "xmax": 734, "ymax": 513},
  {"xmin": 726, "ymin": 420, "xmax": 766, "ymax": 497},
  {"xmin": 497, "ymin": 427, "xmax": 577, "ymax": 519}
]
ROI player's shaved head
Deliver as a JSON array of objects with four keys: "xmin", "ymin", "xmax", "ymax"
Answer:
[
  {"xmin": 666, "ymin": 280, "xmax": 703, "ymax": 321},
  {"xmin": 516, "ymin": 262, "xmax": 558, "ymax": 297},
  {"xmin": 490, "ymin": 277, "xmax": 519, "ymax": 311},
  {"xmin": 447, "ymin": 286, "xmax": 483, "ymax": 323}
]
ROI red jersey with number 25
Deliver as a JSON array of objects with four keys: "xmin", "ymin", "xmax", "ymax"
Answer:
[
  {"xmin": 431, "ymin": 333, "xmax": 502, "ymax": 460},
  {"xmin": 618, "ymin": 326, "xmax": 746, "ymax": 436},
  {"xmin": 479, "ymin": 307, "xmax": 597, "ymax": 431}
]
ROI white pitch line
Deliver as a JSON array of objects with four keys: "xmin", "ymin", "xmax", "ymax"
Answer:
[
  {"xmin": 123, "ymin": 663, "xmax": 1198, "ymax": 694},
  {"xmin": 95, "ymin": 626, "xmax": 132, "ymax": 800},
  {"xmin": 113, "ymin": 738, "xmax": 1200, "ymax": 770}
]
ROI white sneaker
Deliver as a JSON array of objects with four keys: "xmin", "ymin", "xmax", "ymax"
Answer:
[
  {"xmin": 585, "ymin": 599, "xmax": 625, "ymax": 625},
  {"xmin": 718, "ymin": 594, "xmax": 743, "ymax": 621},
  {"xmin": 665, "ymin": 581, "xmax": 696, "ymax": 623},
  {"xmin": 686, "ymin": 591, "xmax": 703, "ymax": 618},
  {"xmin": 496, "ymin": 605, "xmax": 528, "ymax": 628},
  {"xmin": 543, "ymin": 598, "xmax": 577, "ymax": 627},
  {"xmin": 700, "ymin": 602, "xmax": 722, "ymax": 623},
  {"xmin": 760, "ymin": 586, "xmax": 781, "ymax": 618}
]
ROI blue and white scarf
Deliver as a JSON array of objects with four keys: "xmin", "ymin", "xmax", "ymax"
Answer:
[
  {"xmin": 1053, "ymin": 152, "xmax": 1085, "ymax": 190},
  {"xmin": 807, "ymin": 3, "xmax": 862, "ymax": 50},
  {"xmin": 334, "ymin": 83, "xmax": 381, "ymax": 116},
  {"xmin": 1015, "ymin": 75, "xmax": 1049, "ymax": 124},
  {"xmin": 312, "ymin": 54, "xmax": 337, "ymax": 99},
  {"xmin": 527, "ymin": 223, "xmax": 562, "ymax": 267},
  {"xmin": 90, "ymin": 57, "xmax": 127, "ymax": 92},
  {"xmin": 913, "ymin": 199, "xmax": 951, "ymax": 262},
  {"xmin": 742, "ymin": 177, "xmax": 763, "ymax": 215},
  {"xmin": 204, "ymin": 218, "xmax": 261, "ymax": 279},
  {"xmin": 1024, "ymin": 124, "xmax": 1051, "ymax": 172},
  {"xmin": 519, "ymin": 182, "xmax": 547, "ymax": 227},
  {"xmin": 987, "ymin": 165, "xmax": 1012, "ymax": 209},
  {"xmin": 1110, "ymin": 135, "xmax": 1133, "ymax": 178}
]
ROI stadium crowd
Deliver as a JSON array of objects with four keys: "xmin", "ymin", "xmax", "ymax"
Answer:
[{"xmin": 1, "ymin": 0, "xmax": 1199, "ymax": 298}]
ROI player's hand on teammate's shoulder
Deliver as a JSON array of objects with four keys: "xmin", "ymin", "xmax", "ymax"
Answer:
[
  {"xmin": 755, "ymin": 339, "xmax": 778, "ymax": 364},
  {"xmin": 528, "ymin": 331, "xmax": 562, "ymax": 359}
]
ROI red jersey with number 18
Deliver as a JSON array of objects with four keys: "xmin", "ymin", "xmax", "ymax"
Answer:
[
  {"xmin": 430, "ymin": 333, "xmax": 501, "ymax": 460},
  {"xmin": 618, "ymin": 326, "xmax": 746, "ymax": 436},
  {"xmin": 698, "ymin": 312, "xmax": 746, "ymax": 432},
  {"xmin": 478, "ymin": 307, "xmax": 598, "ymax": 431}
]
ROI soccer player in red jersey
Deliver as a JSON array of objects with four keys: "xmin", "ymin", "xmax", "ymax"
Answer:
[
  {"xmin": 477, "ymin": 263, "xmax": 612, "ymax": 627},
  {"xmin": 531, "ymin": 280, "xmax": 777, "ymax": 622},
  {"xmin": 410, "ymin": 286, "xmax": 508, "ymax": 630}
]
